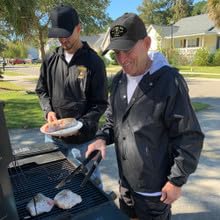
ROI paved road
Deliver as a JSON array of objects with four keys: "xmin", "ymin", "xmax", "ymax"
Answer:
[
  {"xmin": 2, "ymin": 65, "xmax": 39, "ymax": 91},
  {"xmin": 4, "ymin": 67, "xmax": 220, "ymax": 219}
]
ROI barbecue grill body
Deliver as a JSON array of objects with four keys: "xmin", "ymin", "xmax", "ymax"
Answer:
[
  {"xmin": 0, "ymin": 101, "xmax": 19, "ymax": 220},
  {"xmin": 0, "ymin": 101, "xmax": 129, "ymax": 220}
]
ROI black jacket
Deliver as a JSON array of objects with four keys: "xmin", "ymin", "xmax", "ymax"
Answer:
[
  {"xmin": 97, "ymin": 66, "xmax": 204, "ymax": 192},
  {"xmin": 36, "ymin": 42, "xmax": 108, "ymax": 144}
]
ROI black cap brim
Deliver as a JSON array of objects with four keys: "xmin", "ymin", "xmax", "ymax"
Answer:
[
  {"xmin": 48, "ymin": 28, "xmax": 72, "ymax": 38},
  {"xmin": 102, "ymin": 39, "xmax": 136, "ymax": 56}
]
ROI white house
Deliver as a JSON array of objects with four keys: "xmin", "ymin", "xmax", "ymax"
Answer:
[{"xmin": 147, "ymin": 14, "xmax": 220, "ymax": 58}]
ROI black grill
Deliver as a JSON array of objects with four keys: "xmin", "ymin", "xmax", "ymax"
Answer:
[{"xmin": 9, "ymin": 158, "xmax": 109, "ymax": 220}]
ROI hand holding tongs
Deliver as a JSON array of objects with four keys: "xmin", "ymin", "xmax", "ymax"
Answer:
[{"xmin": 55, "ymin": 150, "xmax": 102, "ymax": 189}]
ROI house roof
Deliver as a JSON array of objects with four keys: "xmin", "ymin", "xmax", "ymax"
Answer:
[
  {"xmin": 149, "ymin": 14, "xmax": 220, "ymax": 38},
  {"xmin": 149, "ymin": 24, "xmax": 176, "ymax": 37},
  {"xmin": 172, "ymin": 14, "xmax": 220, "ymax": 37}
]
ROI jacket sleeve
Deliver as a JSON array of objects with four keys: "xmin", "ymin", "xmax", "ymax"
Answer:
[
  {"xmin": 95, "ymin": 73, "xmax": 122, "ymax": 144},
  {"xmin": 164, "ymin": 73, "xmax": 204, "ymax": 187},
  {"xmin": 35, "ymin": 54, "xmax": 52, "ymax": 119},
  {"xmin": 78, "ymin": 58, "xmax": 108, "ymax": 135},
  {"xmin": 95, "ymin": 96, "xmax": 115, "ymax": 145}
]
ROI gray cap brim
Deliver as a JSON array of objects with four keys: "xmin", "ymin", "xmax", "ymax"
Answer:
[{"xmin": 102, "ymin": 39, "xmax": 136, "ymax": 56}]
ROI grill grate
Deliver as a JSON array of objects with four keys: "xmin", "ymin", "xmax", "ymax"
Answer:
[{"xmin": 9, "ymin": 159, "xmax": 109, "ymax": 220}]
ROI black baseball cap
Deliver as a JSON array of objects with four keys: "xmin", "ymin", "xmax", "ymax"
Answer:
[
  {"xmin": 48, "ymin": 5, "xmax": 79, "ymax": 38},
  {"xmin": 102, "ymin": 13, "xmax": 147, "ymax": 55}
]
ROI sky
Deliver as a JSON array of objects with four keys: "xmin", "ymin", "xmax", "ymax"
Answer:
[
  {"xmin": 106, "ymin": 0, "xmax": 143, "ymax": 20},
  {"xmin": 106, "ymin": 0, "xmax": 203, "ymax": 20}
]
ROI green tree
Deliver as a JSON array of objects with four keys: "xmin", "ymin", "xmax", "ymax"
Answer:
[
  {"xmin": 0, "ymin": 40, "xmax": 6, "ymax": 56},
  {"xmin": 207, "ymin": 0, "xmax": 220, "ymax": 27},
  {"xmin": 138, "ymin": 0, "xmax": 193, "ymax": 25},
  {"xmin": 172, "ymin": 0, "xmax": 193, "ymax": 22},
  {"xmin": 0, "ymin": 0, "xmax": 111, "ymax": 59},
  {"xmin": 138, "ymin": 0, "xmax": 172, "ymax": 25},
  {"xmin": 192, "ymin": 0, "xmax": 207, "ymax": 15}
]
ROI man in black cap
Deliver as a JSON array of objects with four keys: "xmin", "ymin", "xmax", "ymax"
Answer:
[
  {"xmin": 86, "ymin": 13, "xmax": 204, "ymax": 219},
  {"xmin": 36, "ymin": 5, "xmax": 108, "ymax": 186}
]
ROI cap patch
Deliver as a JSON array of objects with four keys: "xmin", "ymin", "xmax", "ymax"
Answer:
[{"xmin": 110, "ymin": 25, "xmax": 127, "ymax": 38}]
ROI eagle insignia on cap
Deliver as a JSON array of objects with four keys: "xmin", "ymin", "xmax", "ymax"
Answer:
[{"xmin": 110, "ymin": 25, "xmax": 127, "ymax": 38}]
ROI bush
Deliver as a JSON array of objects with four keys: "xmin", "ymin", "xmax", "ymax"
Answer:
[
  {"xmin": 97, "ymin": 51, "xmax": 110, "ymax": 66},
  {"xmin": 160, "ymin": 48, "xmax": 189, "ymax": 66},
  {"xmin": 213, "ymin": 49, "xmax": 220, "ymax": 66},
  {"xmin": 193, "ymin": 48, "xmax": 210, "ymax": 66},
  {"xmin": 208, "ymin": 53, "xmax": 215, "ymax": 65},
  {"xmin": 109, "ymin": 51, "xmax": 117, "ymax": 65},
  {"xmin": 107, "ymin": 75, "xmax": 114, "ymax": 92}
]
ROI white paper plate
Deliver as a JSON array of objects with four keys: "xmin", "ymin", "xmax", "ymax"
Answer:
[{"xmin": 40, "ymin": 121, "xmax": 83, "ymax": 137}]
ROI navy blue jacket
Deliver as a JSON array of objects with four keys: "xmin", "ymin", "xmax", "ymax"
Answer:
[
  {"xmin": 97, "ymin": 66, "xmax": 204, "ymax": 192},
  {"xmin": 36, "ymin": 42, "xmax": 108, "ymax": 144}
]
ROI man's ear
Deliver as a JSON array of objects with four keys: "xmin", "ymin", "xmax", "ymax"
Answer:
[
  {"xmin": 76, "ymin": 24, "xmax": 81, "ymax": 33},
  {"xmin": 144, "ymin": 36, "xmax": 151, "ymax": 51}
]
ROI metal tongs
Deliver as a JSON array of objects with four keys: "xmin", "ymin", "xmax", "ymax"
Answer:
[{"xmin": 55, "ymin": 150, "xmax": 102, "ymax": 188}]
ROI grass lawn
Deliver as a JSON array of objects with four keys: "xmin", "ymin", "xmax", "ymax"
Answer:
[
  {"xmin": 3, "ymin": 71, "xmax": 26, "ymax": 76},
  {"xmin": 107, "ymin": 65, "xmax": 220, "ymax": 74},
  {"xmin": 1, "ymin": 89, "xmax": 45, "ymax": 128},
  {"xmin": 1, "ymin": 91, "xmax": 209, "ymax": 129},
  {"xmin": 193, "ymin": 102, "xmax": 210, "ymax": 112},
  {"xmin": 177, "ymin": 66, "xmax": 220, "ymax": 74},
  {"xmin": 181, "ymin": 73, "xmax": 220, "ymax": 79},
  {"xmin": 0, "ymin": 72, "xmax": 210, "ymax": 129},
  {"xmin": 0, "ymin": 80, "xmax": 24, "ymax": 91},
  {"xmin": 106, "ymin": 64, "xmax": 121, "ymax": 74},
  {"xmin": 106, "ymin": 65, "xmax": 220, "ymax": 78}
]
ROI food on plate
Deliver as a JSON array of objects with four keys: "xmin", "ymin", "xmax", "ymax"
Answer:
[
  {"xmin": 26, "ymin": 193, "xmax": 54, "ymax": 216},
  {"xmin": 45, "ymin": 118, "xmax": 77, "ymax": 133},
  {"xmin": 54, "ymin": 189, "xmax": 82, "ymax": 209}
]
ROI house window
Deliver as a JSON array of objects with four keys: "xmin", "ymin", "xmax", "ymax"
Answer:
[
  {"xmin": 183, "ymin": 39, "xmax": 186, "ymax": 48},
  {"xmin": 196, "ymin": 38, "xmax": 199, "ymax": 47},
  {"xmin": 217, "ymin": 37, "xmax": 220, "ymax": 49},
  {"xmin": 180, "ymin": 39, "xmax": 186, "ymax": 48},
  {"xmin": 188, "ymin": 38, "xmax": 200, "ymax": 47}
]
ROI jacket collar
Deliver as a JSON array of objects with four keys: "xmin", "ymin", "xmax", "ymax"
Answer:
[
  {"xmin": 119, "ymin": 66, "xmax": 171, "ymax": 117},
  {"xmin": 56, "ymin": 41, "xmax": 91, "ymax": 60}
]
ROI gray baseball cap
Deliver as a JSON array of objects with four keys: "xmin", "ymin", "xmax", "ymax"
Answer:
[{"xmin": 102, "ymin": 13, "xmax": 147, "ymax": 55}]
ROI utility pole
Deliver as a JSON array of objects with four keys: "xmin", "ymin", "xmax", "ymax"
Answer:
[{"xmin": 170, "ymin": 21, "xmax": 174, "ymax": 49}]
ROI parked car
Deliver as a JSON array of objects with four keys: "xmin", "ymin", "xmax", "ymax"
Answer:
[
  {"xmin": 0, "ymin": 57, "xmax": 6, "ymax": 66},
  {"xmin": 9, "ymin": 58, "xmax": 26, "ymax": 65},
  {"xmin": 31, "ymin": 58, "xmax": 42, "ymax": 64},
  {"xmin": 24, "ymin": 58, "xmax": 32, "ymax": 64}
]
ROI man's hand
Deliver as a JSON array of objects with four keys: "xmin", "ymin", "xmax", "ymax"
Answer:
[
  {"xmin": 86, "ymin": 139, "xmax": 107, "ymax": 159},
  {"xmin": 160, "ymin": 181, "xmax": 182, "ymax": 204},
  {"xmin": 47, "ymin": 111, "xmax": 57, "ymax": 123}
]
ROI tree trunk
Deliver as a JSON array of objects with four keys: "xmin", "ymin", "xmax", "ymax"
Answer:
[{"xmin": 39, "ymin": 28, "xmax": 45, "ymax": 59}]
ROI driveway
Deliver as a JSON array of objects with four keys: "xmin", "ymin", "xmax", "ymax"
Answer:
[
  {"xmin": 171, "ymin": 78, "xmax": 220, "ymax": 219},
  {"xmin": 5, "ymin": 67, "xmax": 220, "ymax": 219}
]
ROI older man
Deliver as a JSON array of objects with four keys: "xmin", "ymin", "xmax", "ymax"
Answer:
[{"xmin": 86, "ymin": 13, "xmax": 204, "ymax": 220}]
